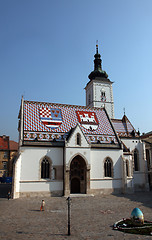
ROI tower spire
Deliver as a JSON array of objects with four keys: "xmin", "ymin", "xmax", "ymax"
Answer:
[
  {"xmin": 94, "ymin": 41, "xmax": 102, "ymax": 71},
  {"xmin": 88, "ymin": 42, "xmax": 108, "ymax": 80}
]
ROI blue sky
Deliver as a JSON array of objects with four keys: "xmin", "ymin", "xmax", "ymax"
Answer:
[{"xmin": 0, "ymin": 0, "xmax": 152, "ymax": 141}]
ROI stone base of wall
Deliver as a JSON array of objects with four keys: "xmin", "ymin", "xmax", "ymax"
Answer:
[
  {"xmin": 18, "ymin": 190, "xmax": 63, "ymax": 198},
  {"xmin": 14, "ymin": 185, "xmax": 149, "ymax": 199},
  {"xmin": 134, "ymin": 184, "xmax": 149, "ymax": 192},
  {"xmin": 84, "ymin": 188, "xmax": 122, "ymax": 195},
  {"xmin": 124, "ymin": 187, "xmax": 134, "ymax": 194}
]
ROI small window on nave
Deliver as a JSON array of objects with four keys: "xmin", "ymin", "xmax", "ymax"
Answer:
[
  {"xmin": 52, "ymin": 168, "xmax": 56, "ymax": 180},
  {"xmin": 76, "ymin": 133, "xmax": 81, "ymax": 146},
  {"xmin": 126, "ymin": 160, "xmax": 129, "ymax": 177},
  {"xmin": 41, "ymin": 157, "xmax": 51, "ymax": 179},
  {"xmin": 104, "ymin": 158, "xmax": 113, "ymax": 177},
  {"xmin": 133, "ymin": 149, "xmax": 139, "ymax": 171},
  {"xmin": 146, "ymin": 149, "xmax": 151, "ymax": 171}
]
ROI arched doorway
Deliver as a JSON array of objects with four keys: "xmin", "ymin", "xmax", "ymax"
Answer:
[
  {"xmin": 70, "ymin": 155, "xmax": 86, "ymax": 194},
  {"xmin": 71, "ymin": 178, "xmax": 80, "ymax": 193}
]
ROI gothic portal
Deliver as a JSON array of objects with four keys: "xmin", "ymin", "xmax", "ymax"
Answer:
[{"xmin": 70, "ymin": 155, "xmax": 87, "ymax": 194}]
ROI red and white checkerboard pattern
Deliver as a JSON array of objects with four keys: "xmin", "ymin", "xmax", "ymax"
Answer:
[
  {"xmin": 40, "ymin": 106, "xmax": 51, "ymax": 118},
  {"xmin": 23, "ymin": 101, "xmax": 118, "ymax": 143}
]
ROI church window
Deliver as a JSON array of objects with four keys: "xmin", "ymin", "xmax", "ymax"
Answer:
[
  {"xmin": 126, "ymin": 160, "xmax": 129, "ymax": 177},
  {"xmin": 133, "ymin": 149, "xmax": 139, "ymax": 171},
  {"xmin": 104, "ymin": 158, "xmax": 113, "ymax": 177},
  {"xmin": 88, "ymin": 94, "xmax": 91, "ymax": 105},
  {"xmin": 146, "ymin": 149, "xmax": 150, "ymax": 171},
  {"xmin": 41, "ymin": 157, "xmax": 51, "ymax": 179},
  {"xmin": 76, "ymin": 133, "xmax": 81, "ymax": 146}
]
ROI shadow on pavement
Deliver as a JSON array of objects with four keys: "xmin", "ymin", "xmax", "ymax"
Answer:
[{"xmin": 112, "ymin": 191, "xmax": 152, "ymax": 209}]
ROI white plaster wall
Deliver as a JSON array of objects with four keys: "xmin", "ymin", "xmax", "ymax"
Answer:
[
  {"xmin": 20, "ymin": 181, "xmax": 63, "ymax": 192},
  {"xmin": 90, "ymin": 149, "xmax": 123, "ymax": 179},
  {"xmin": 13, "ymin": 154, "xmax": 22, "ymax": 198},
  {"xmin": 20, "ymin": 146, "xmax": 63, "ymax": 181},
  {"xmin": 122, "ymin": 139, "xmax": 145, "ymax": 172},
  {"xmin": 90, "ymin": 179, "xmax": 122, "ymax": 189},
  {"xmin": 133, "ymin": 172, "xmax": 145, "ymax": 185},
  {"xmin": 90, "ymin": 148, "xmax": 123, "ymax": 189},
  {"xmin": 122, "ymin": 139, "xmax": 141, "ymax": 152},
  {"xmin": 15, "ymin": 154, "xmax": 21, "ymax": 192},
  {"xmin": 126, "ymin": 178, "xmax": 133, "ymax": 188}
]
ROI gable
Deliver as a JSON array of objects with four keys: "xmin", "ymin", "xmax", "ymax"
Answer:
[
  {"xmin": 66, "ymin": 124, "xmax": 89, "ymax": 147},
  {"xmin": 23, "ymin": 100, "xmax": 119, "ymax": 145},
  {"xmin": 112, "ymin": 115, "xmax": 139, "ymax": 138}
]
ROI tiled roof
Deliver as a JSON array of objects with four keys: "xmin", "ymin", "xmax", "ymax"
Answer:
[
  {"xmin": 112, "ymin": 115, "xmax": 138, "ymax": 138},
  {"xmin": 141, "ymin": 131, "xmax": 152, "ymax": 144},
  {"xmin": 9, "ymin": 141, "xmax": 18, "ymax": 151},
  {"xmin": 0, "ymin": 136, "xmax": 9, "ymax": 150},
  {"xmin": 23, "ymin": 101, "xmax": 118, "ymax": 144}
]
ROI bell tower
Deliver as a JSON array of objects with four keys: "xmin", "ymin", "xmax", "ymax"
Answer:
[{"xmin": 85, "ymin": 43, "xmax": 114, "ymax": 119}]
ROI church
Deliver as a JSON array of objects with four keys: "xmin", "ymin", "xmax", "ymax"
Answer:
[{"xmin": 13, "ymin": 45, "xmax": 149, "ymax": 198}]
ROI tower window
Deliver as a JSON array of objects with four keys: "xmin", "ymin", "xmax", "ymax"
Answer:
[
  {"xmin": 88, "ymin": 94, "xmax": 91, "ymax": 105},
  {"xmin": 101, "ymin": 91, "xmax": 105, "ymax": 97},
  {"xmin": 101, "ymin": 89, "xmax": 106, "ymax": 102}
]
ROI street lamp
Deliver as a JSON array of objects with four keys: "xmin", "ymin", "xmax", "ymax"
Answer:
[{"xmin": 66, "ymin": 196, "xmax": 71, "ymax": 236}]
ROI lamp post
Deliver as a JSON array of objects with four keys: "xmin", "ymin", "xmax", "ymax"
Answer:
[{"xmin": 66, "ymin": 196, "xmax": 71, "ymax": 236}]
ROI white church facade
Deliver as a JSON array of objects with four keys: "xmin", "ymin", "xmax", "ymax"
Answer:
[{"xmin": 13, "ymin": 45, "xmax": 149, "ymax": 198}]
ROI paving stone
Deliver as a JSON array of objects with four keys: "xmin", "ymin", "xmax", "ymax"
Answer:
[{"xmin": 0, "ymin": 192, "xmax": 152, "ymax": 239}]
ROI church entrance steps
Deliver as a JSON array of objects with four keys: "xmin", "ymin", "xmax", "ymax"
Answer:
[{"xmin": 65, "ymin": 193, "xmax": 94, "ymax": 198}]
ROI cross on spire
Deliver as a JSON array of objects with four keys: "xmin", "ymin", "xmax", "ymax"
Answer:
[{"xmin": 96, "ymin": 40, "xmax": 98, "ymax": 54}]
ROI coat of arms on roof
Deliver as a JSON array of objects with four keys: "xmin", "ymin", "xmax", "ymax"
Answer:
[
  {"xmin": 39, "ymin": 106, "xmax": 62, "ymax": 129},
  {"xmin": 76, "ymin": 111, "xmax": 99, "ymax": 131}
]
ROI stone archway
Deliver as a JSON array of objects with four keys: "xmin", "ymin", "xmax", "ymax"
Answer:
[{"xmin": 70, "ymin": 155, "xmax": 86, "ymax": 194}]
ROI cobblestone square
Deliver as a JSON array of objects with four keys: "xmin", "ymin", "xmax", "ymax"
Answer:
[{"xmin": 0, "ymin": 192, "xmax": 152, "ymax": 240}]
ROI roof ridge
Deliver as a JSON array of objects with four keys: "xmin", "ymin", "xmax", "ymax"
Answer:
[{"xmin": 24, "ymin": 100, "xmax": 106, "ymax": 111}]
